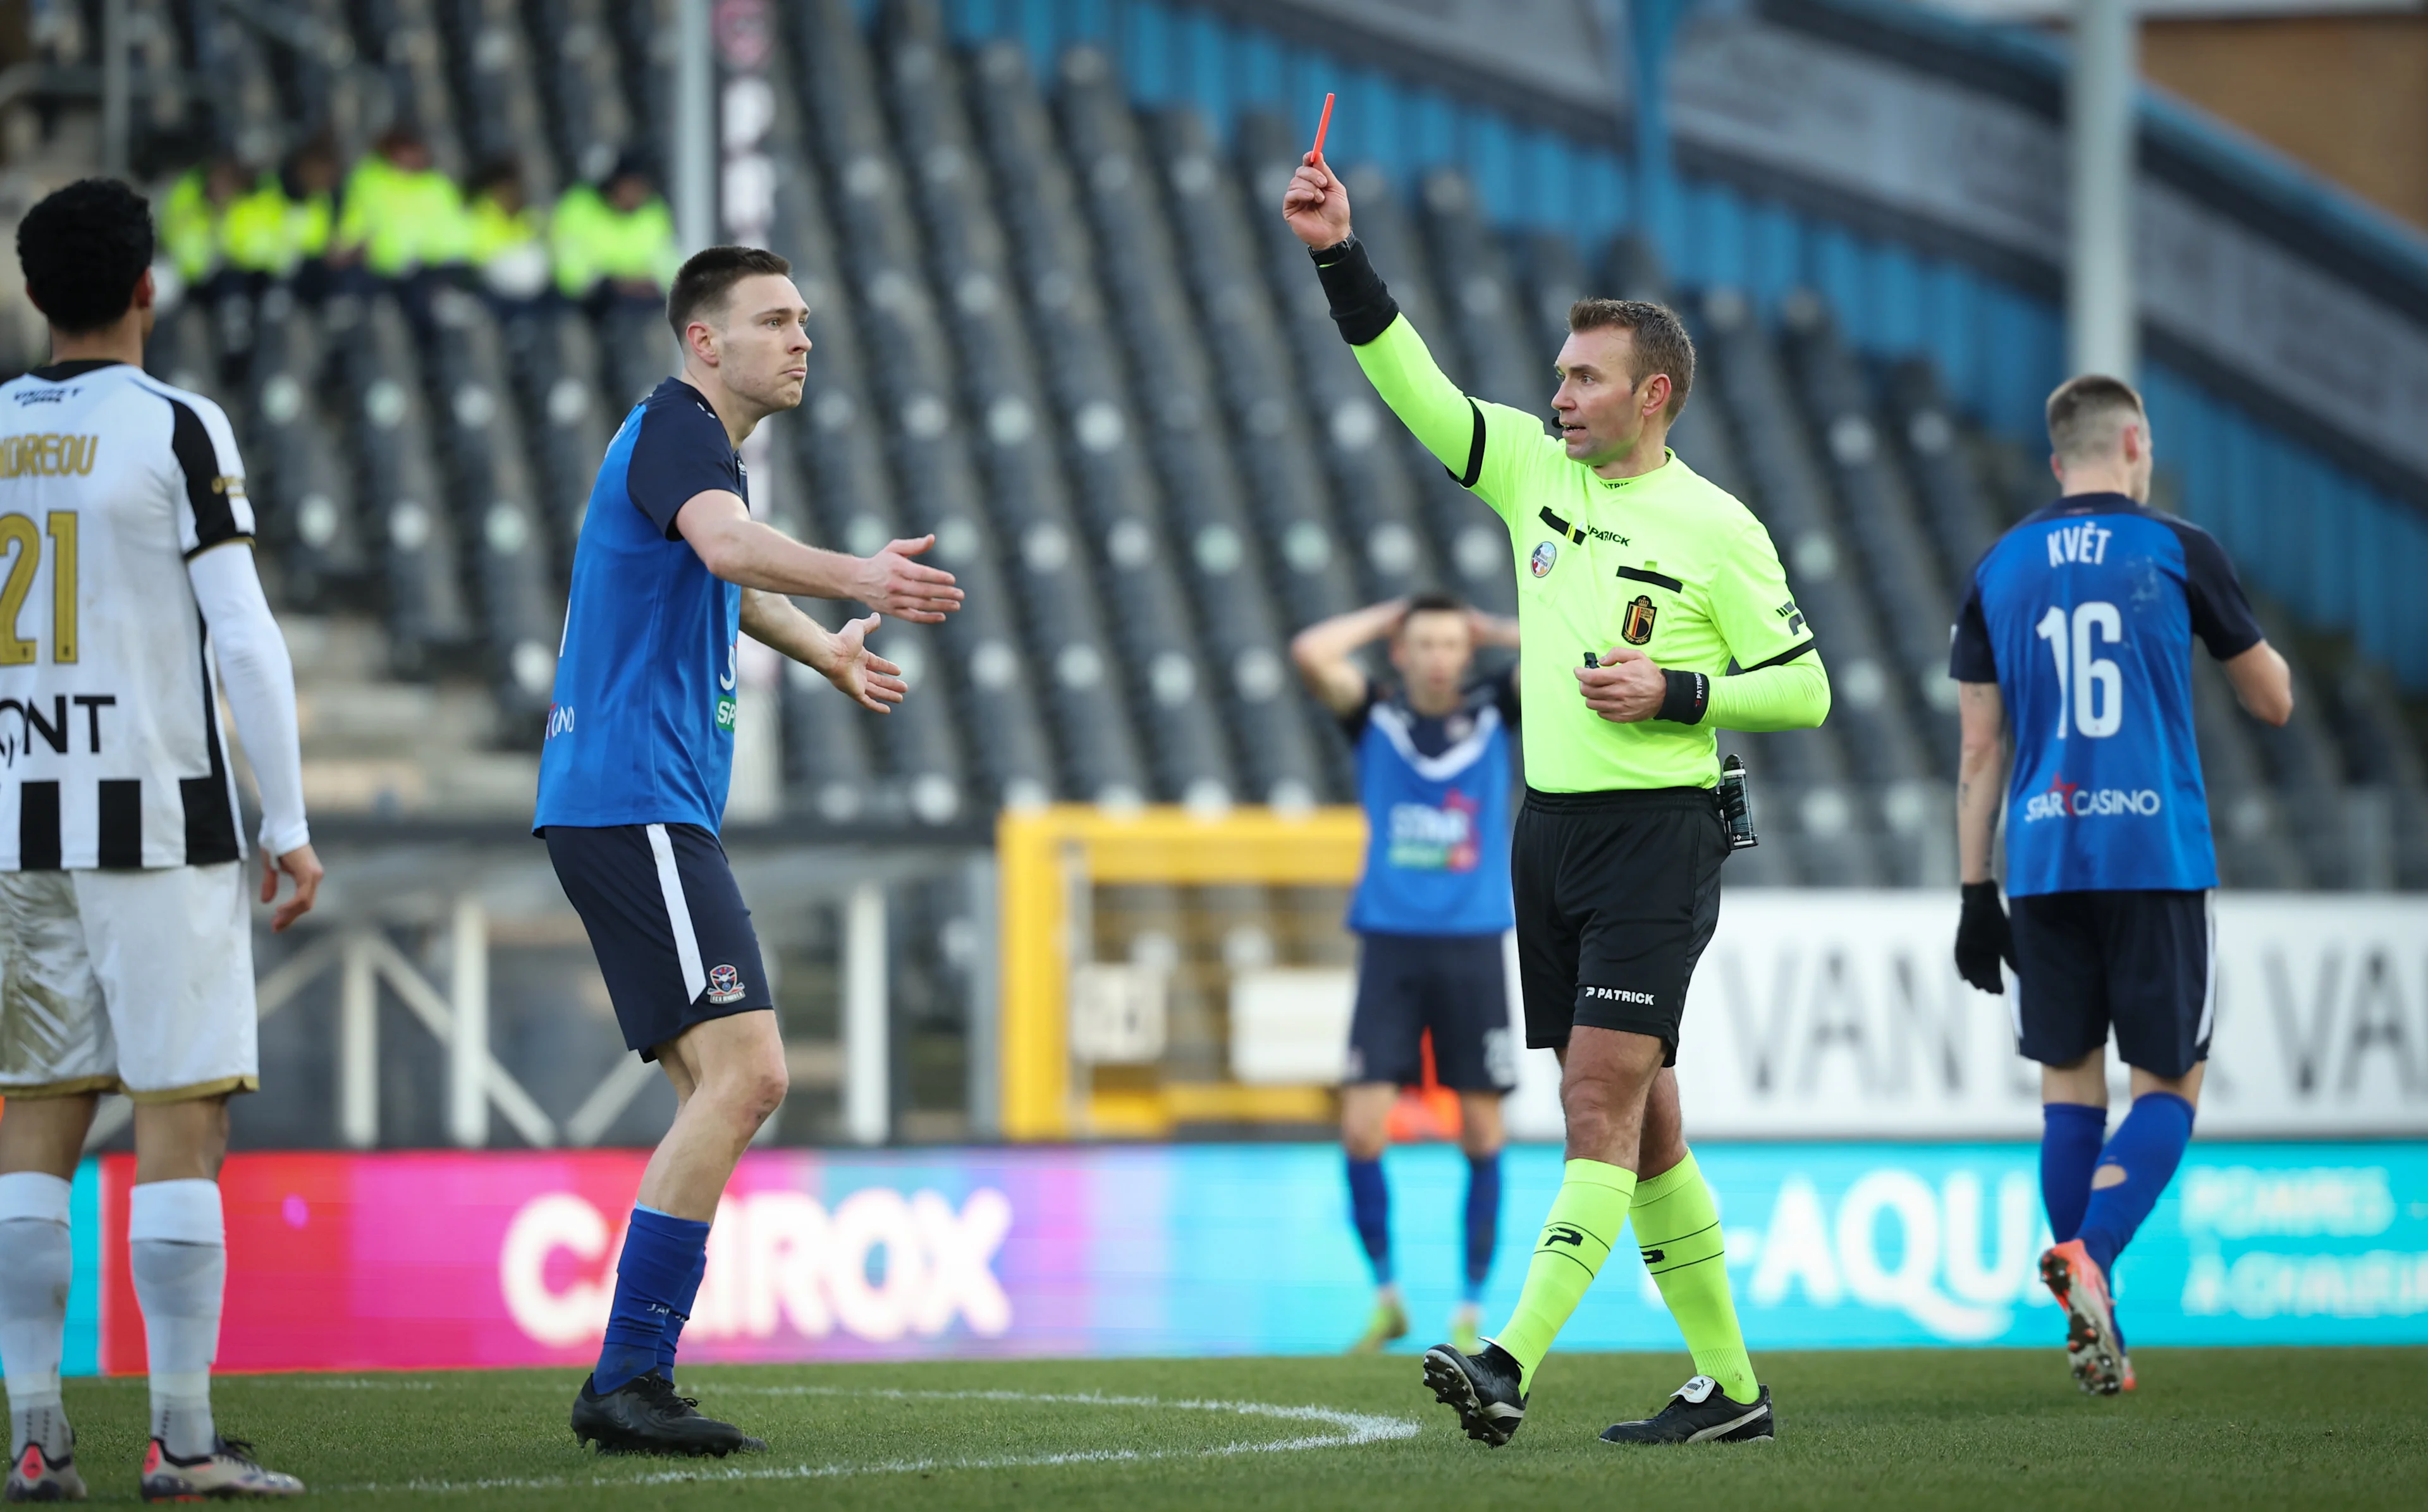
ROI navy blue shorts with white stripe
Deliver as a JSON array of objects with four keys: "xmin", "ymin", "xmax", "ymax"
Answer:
[
  {"xmin": 544, "ymin": 822, "xmax": 773, "ymax": 1061},
  {"xmin": 2009, "ymin": 887, "xmax": 2214, "ymax": 1079}
]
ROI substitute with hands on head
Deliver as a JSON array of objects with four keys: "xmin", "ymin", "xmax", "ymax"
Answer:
[
  {"xmin": 1284, "ymin": 143, "xmax": 1829, "ymax": 1448},
  {"xmin": 1292, "ymin": 592, "xmax": 1521, "ymax": 1357}
]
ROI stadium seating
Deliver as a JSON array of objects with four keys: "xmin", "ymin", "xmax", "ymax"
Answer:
[{"xmin": 49, "ymin": 0, "xmax": 2413, "ymax": 891}]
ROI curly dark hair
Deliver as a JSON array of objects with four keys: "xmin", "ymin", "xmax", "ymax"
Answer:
[{"xmin": 16, "ymin": 178, "xmax": 155, "ymax": 335}]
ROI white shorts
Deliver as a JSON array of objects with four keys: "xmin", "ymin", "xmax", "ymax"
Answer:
[{"xmin": 0, "ymin": 863, "xmax": 258, "ymax": 1102}]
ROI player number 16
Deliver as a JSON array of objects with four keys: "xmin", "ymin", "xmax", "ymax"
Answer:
[{"xmin": 2034, "ymin": 600, "xmax": 2123, "ymax": 740}]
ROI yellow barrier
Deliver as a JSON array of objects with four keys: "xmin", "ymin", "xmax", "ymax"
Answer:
[{"xmin": 996, "ymin": 804, "xmax": 1368, "ymax": 1140}]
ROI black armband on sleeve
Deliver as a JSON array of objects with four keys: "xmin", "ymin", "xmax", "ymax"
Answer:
[
  {"xmin": 1309, "ymin": 236, "xmax": 1399, "ymax": 346},
  {"xmin": 1658, "ymin": 669, "xmax": 1710, "ymax": 725}
]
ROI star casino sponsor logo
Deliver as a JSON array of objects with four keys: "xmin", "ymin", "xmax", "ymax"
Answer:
[
  {"xmin": 543, "ymin": 703, "xmax": 575, "ymax": 740},
  {"xmin": 1530, "ymin": 540, "xmax": 1557, "ymax": 576},
  {"xmin": 2021, "ymin": 773, "xmax": 2162, "ymax": 822},
  {"xmin": 1386, "ymin": 791, "xmax": 1480, "ymax": 872}
]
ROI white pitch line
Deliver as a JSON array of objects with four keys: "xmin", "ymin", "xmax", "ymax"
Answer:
[{"xmin": 333, "ymin": 1387, "xmax": 1419, "ymax": 1495}]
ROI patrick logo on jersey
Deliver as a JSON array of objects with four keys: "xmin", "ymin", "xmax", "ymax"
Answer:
[
  {"xmin": 1385, "ymin": 790, "xmax": 1481, "ymax": 872},
  {"xmin": 2021, "ymin": 772, "xmax": 2163, "ymax": 822}
]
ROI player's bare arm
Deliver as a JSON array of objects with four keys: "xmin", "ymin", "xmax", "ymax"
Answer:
[
  {"xmin": 737, "ymin": 588, "xmax": 906, "ymax": 714},
  {"xmin": 1954, "ymin": 681, "xmax": 2009, "ymax": 886},
  {"xmin": 2224, "ymin": 639, "xmax": 2293, "ymax": 726},
  {"xmin": 1288, "ymin": 598, "xmax": 1404, "ymax": 716},
  {"xmin": 674, "ymin": 491, "xmax": 964, "ymax": 621}
]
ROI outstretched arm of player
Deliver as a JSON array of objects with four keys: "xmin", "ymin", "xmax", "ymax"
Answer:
[
  {"xmin": 1289, "ymin": 599, "xmax": 1403, "ymax": 716},
  {"xmin": 675, "ymin": 491, "xmax": 965, "ymax": 622},
  {"xmin": 737, "ymin": 588, "xmax": 907, "ymax": 713},
  {"xmin": 187, "ymin": 542, "xmax": 321, "ymax": 931},
  {"xmin": 1281, "ymin": 159, "xmax": 1535, "ymax": 510}
]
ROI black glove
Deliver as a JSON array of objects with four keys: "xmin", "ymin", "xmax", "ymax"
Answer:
[{"xmin": 1954, "ymin": 881, "xmax": 2018, "ymax": 994}]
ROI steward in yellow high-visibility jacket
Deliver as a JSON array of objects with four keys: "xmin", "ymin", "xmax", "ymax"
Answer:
[
  {"xmin": 331, "ymin": 128, "xmax": 467, "ymax": 279},
  {"xmin": 464, "ymin": 158, "xmax": 551, "ymax": 302},
  {"xmin": 550, "ymin": 153, "xmax": 680, "ymax": 303}
]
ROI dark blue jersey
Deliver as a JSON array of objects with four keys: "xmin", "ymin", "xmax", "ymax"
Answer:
[
  {"xmin": 534, "ymin": 379, "xmax": 747, "ymax": 832},
  {"xmin": 1343, "ymin": 670, "xmax": 1519, "ymax": 936},
  {"xmin": 1950, "ymin": 492, "xmax": 2262, "ymax": 895}
]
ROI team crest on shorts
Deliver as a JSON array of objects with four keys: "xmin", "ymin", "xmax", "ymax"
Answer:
[
  {"xmin": 1530, "ymin": 540, "xmax": 1557, "ymax": 576},
  {"xmin": 706, "ymin": 963, "xmax": 746, "ymax": 1004},
  {"xmin": 1622, "ymin": 594, "xmax": 1658, "ymax": 645}
]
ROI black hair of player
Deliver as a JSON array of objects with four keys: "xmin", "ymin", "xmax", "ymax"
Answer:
[
  {"xmin": 1397, "ymin": 590, "xmax": 1468, "ymax": 638},
  {"xmin": 666, "ymin": 245, "xmax": 794, "ymax": 341},
  {"xmin": 1567, "ymin": 296, "xmax": 1695, "ymax": 421},
  {"xmin": 17, "ymin": 178, "xmax": 154, "ymax": 336}
]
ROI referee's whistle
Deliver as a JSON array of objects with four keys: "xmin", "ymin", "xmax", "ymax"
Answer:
[{"xmin": 1581, "ymin": 650, "xmax": 1600, "ymax": 669}]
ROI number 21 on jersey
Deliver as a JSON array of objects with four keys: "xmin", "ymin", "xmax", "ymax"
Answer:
[
  {"xmin": 2034, "ymin": 600, "xmax": 2122, "ymax": 739},
  {"xmin": 0, "ymin": 511, "xmax": 78, "ymax": 665}
]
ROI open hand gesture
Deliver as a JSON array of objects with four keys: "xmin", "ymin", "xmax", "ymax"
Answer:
[
  {"xmin": 854, "ymin": 535, "xmax": 965, "ymax": 623},
  {"xmin": 823, "ymin": 613, "xmax": 908, "ymax": 713}
]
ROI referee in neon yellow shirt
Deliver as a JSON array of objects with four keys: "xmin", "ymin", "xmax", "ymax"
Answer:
[{"xmin": 1284, "ymin": 156, "xmax": 1828, "ymax": 1448}]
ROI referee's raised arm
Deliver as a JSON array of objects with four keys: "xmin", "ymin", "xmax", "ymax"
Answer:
[{"xmin": 1281, "ymin": 157, "xmax": 1500, "ymax": 497}]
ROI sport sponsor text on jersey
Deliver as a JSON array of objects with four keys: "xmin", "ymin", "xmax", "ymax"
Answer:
[
  {"xmin": 2020, "ymin": 772, "xmax": 2164, "ymax": 822},
  {"xmin": 1383, "ymin": 790, "xmax": 1480, "ymax": 872}
]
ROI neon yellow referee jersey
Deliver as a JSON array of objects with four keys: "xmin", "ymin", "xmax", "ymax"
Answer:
[{"xmin": 1354, "ymin": 317, "xmax": 1824, "ymax": 793}]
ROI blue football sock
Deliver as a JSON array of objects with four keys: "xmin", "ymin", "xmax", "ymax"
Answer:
[
  {"xmin": 1346, "ymin": 1156, "xmax": 1391, "ymax": 1286},
  {"xmin": 1462, "ymin": 1152, "xmax": 1502, "ymax": 1305},
  {"xmin": 2077, "ymin": 1092, "xmax": 2196, "ymax": 1277},
  {"xmin": 2040, "ymin": 1102, "xmax": 2107, "ymax": 1243},
  {"xmin": 654, "ymin": 1243, "xmax": 709, "ymax": 1384},
  {"xmin": 594, "ymin": 1206, "xmax": 710, "ymax": 1394}
]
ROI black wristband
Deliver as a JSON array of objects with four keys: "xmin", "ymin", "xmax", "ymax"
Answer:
[
  {"xmin": 1961, "ymin": 880, "xmax": 2001, "ymax": 906},
  {"xmin": 1657, "ymin": 669, "xmax": 1710, "ymax": 725},
  {"xmin": 1309, "ymin": 236, "xmax": 1399, "ymax": 345}
]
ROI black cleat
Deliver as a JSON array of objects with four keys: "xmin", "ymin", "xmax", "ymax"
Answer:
[
  {"xmin": 570, "ymin": 1374, "xmax": 766, "ymax": 1457},
  {"xmin": 1599, "ymin": 1375, "xmax": 1774, "ymax": 1444},
  {"xmin": 1421, "ymin": 1341, "xmax": 1527, "ymax": 1447}
]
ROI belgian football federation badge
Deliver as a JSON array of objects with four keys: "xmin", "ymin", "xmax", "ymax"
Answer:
[
  {"xmin": 1622, "ymin": 594, "xmax": 1658, "ymax": 645},
  {"xmin": 1530, "ymin": 540, "xmax": 1557, "ymax": 577}
]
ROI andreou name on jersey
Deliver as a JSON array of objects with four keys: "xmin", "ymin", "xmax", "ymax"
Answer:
[{"xmin": 2021, "ymin": 774, "xmax": 2164, "ymax": 822}]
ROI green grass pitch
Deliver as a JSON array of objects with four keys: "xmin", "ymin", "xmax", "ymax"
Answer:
[{"xmin": 49, "ymin": 1348, "xmax": 2427, "ymax": 1508}]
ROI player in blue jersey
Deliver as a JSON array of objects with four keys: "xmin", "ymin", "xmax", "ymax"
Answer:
[
  {"xmin": 1293, "ymin": 592, "xmax": 1524, "ymax": 1355},
  {"xmin": 1949, "ymin": 374, "xmax": 2291, "ymax": 1396},
  {"xmin": 536, "ymin": 246, "xmax": 964, "ymax": 1454}
]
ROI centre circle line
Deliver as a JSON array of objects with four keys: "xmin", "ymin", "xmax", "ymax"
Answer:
[{"xmin": 331, "ymin": 1386, "xmax": 1421, "ymax": 1494}]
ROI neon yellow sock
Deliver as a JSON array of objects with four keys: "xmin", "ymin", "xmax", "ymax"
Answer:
[
  {"xmin": 1492, "ymin": 1159, "xmax": 1634, "ymax": 1393},
  {"xmin": 1631, "ymin": 1149, "xmax": 1758, "ymax": 1403}
]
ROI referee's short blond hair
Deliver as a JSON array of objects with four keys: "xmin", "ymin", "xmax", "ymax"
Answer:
[{"xmin": 2045, "ymin": 374, "xmax": 2145, "ymax": 461}]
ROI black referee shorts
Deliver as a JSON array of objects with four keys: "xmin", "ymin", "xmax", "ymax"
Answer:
[
  {"xmin": 544, "ymin": 821, "xmax": 774, "ymax": 1061},
  {"xmin": 1513, "ymin": 786, "xmax": 1728, "ymax": 1066},
  {"xmin": 2011, "ymin": 888, "xmax": 2214, "ymax": 1078}
]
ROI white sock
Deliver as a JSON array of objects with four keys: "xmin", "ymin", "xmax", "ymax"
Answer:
[
  {"xmin": 128, "ymin": 1180, "xmax": 224, "ymax": 1461},
  {"xmin": 0, "ymin": 1173, "xmax": 74, "ymax": 1460}
]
